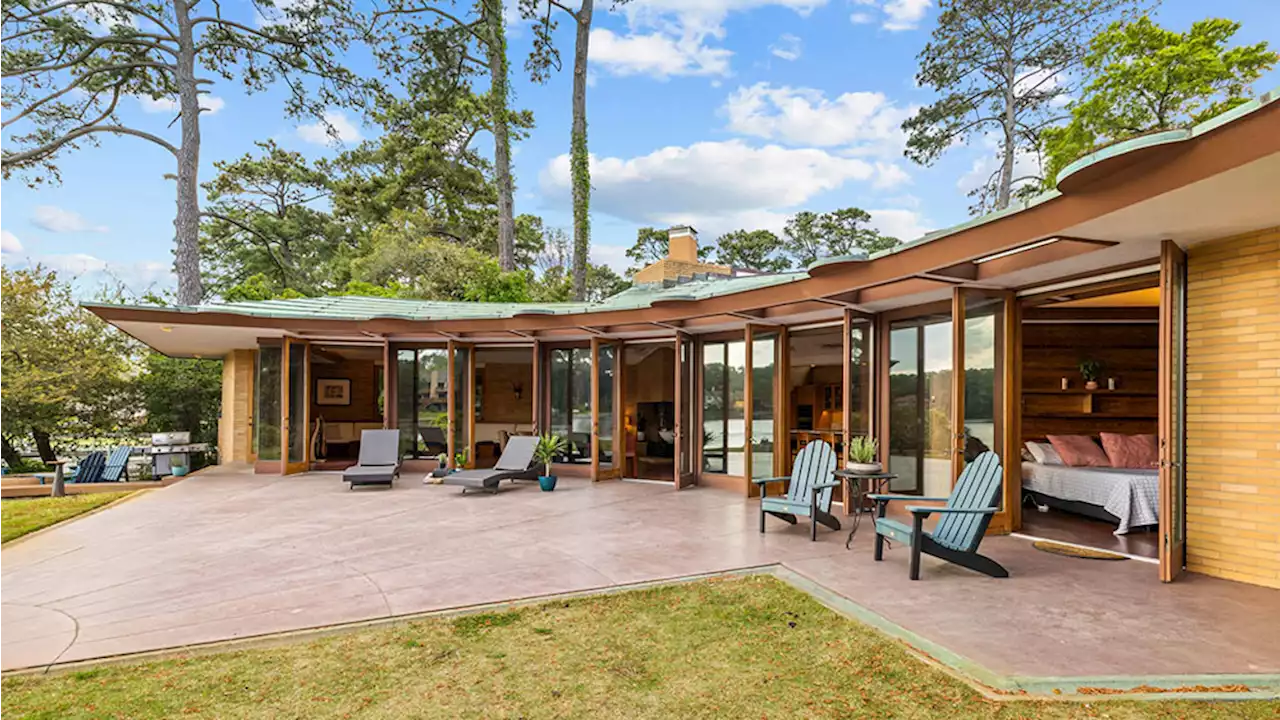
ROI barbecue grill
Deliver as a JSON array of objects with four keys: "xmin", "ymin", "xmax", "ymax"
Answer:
[{"xmin": 147, "ymin": 432, "xmax": 210, "ymax": 477}]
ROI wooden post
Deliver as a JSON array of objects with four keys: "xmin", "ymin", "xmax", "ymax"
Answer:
[{"xmin": 50, "ymin": 459, "xmax": 68, "ymax": 498}]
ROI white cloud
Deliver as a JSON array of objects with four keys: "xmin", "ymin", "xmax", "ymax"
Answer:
[
  {"xmin": 31, "ymin": 205, "xmax": 108, "ymax": 233},
  {"xmin": 296, "ymin": 110, "xmax": 363, "ymax": 146},
  {"xmin": 1, "ymin": 252, "xmax": 174, "ymax": 294},
  {"xmin": 590, "ymin": 28, "xmax": 732, "ymax": 78},
  {"xmin": 137, "ymin": 94, "xmax": 225, "ymax": 115},
  {"xmin": 845, "ymin": 0, "xmax": 930, "ymax": 31},
  {"xmin": 769, "ymin": 33, "xmax": 803, "ymax": 61},
  {"xmin": 589, "ymin": 243, "xmax": 632, "ymax": 274},
  {"xmin": 867, "ymin": 208, "xmax": 931, "ymax": 242},
  {"xmin": 540, "ymin": 140, "xmax": 903, "ymax": 238},
  {"xmin": 1, "ymin": 230, "xmax": 23, "ymax": 254},
  {"xmin": 722, "ymin": 83, "xmax": 914, "ymax": 157},
  {"xmin": 956, "ymin": 133, "xmax": 1043, "ymax": 198}
]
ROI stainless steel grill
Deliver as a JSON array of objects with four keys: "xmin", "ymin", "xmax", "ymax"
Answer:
[{"xmin": 147, "ymin": 432, "xmax": 210, "ymax": 477}]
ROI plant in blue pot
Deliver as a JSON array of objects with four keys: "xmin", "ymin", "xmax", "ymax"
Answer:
[{"xmin": 533, "ymin": 433, "xmax": 567, "ymax": 492}]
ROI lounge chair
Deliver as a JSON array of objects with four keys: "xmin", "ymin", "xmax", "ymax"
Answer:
[
  {"xmin": 442, "ymin": 436, "xmax": 539, "ymax": 494},
  {"xmin": 35, "ymin": 451, "xmax": 107, "ymax": 485},
  {"xmin": 754, "ymin": 440, "xmax": 842, "ymax": 541},
  {"xmin": 343, "ymin": 430, "xmax": 401, "ymax": 489},
  {"xmin": 100, "ymin": 446, "xmax": 132, "ymax": 482},
  {"xmin": 418, "ymin": 426, "xmax": 447, "ymax": 455},
  {"xmin": 869, "ymin": 451, "xmax": 1007, "ymax": 580}
]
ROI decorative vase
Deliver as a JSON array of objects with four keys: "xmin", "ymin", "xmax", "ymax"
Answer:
[
  {"xmin": 1084, "ymin": 380, "xmax": 1099, "ymax": 391},
  {"xmin": 538, "ymin": 475, "xmax": 558, "ymax": 492},
  {"xmin": 171, "ymin": 465, "xmax": 189, "ymax": 477},
  {"xmin": 848, "ymin": 462, "xmax": 882, "ymax": 474}
]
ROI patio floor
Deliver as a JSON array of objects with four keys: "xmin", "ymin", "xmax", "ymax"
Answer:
[{"xmin": 3, "ymin": 467, "xmax": 1278, "ymax": 684}]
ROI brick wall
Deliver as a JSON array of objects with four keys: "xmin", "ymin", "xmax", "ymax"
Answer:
[{"xmin": 1185, "ymin": 226, "xmax": 1280, "ymax": 589}]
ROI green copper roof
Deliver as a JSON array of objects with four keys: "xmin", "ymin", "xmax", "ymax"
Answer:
[{"xmin": 83, "ymin": 271, "xmax": 809, "ymax": 322}]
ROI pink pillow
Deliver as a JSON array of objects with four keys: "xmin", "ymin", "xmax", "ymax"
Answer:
[
  {"xmin": 1100, "ymin": 433, "xmax": 1158, "ymax": 469},
  {"xmin": 1046, "ymin": 435, "xmax": 1112, "ymax": 468}
]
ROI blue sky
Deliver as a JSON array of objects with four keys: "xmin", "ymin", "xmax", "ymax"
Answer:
[{"xmin": 3, "ymin": 0, "xmax": 1278, "ymax": 298}]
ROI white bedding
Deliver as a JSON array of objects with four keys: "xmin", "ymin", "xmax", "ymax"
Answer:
[{"xmin": 1021, "ymin": 462, "xmax": 1159, "ymax": 535}]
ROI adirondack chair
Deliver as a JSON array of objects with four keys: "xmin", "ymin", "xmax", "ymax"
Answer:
[
  {"xmin": 100, "ymin": 446, "xmax": 132, "ymax": 482},
  {"xmin": 869, "ymin": 451, "xmax": 1007, "ymax": 580},
  {"xmin": 754, "ymin": 440, "xmax": 841, "ymax": 541},
  {"xmin": 69, "ymin": 451, "xmax": 108, "ymax": 484}
]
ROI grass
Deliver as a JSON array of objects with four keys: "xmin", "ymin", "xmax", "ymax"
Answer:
[
  {"xmin": 2, "ymin": 576, "xmax": 1275, "ymax": 719},
  {"xmin": 1, "ymin": 492, "xmax": 134, "ymax": 544}
]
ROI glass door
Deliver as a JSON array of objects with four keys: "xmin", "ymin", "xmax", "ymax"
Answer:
[
  {"xmin": 887, "ymin": 315, "xmax": 953, "ymax": 494},
  {"xmin": 447, "ymin": 341, "xmax": 475, "ymax": 469},
  {"xmin": 675, "ymin": 334, "xmax": 696, "ymax": 488},
  {"xmin": 953, "ymin": 290, "xmax": 1011, "ymax": 531},
  {"xmin": 1159, "ymin": 240, "xmax": 1188, "ymax": 582},
  {"xmin": 282, "ymin": 337, "xmax": 310, "ymax": 474},
  {"xmin": 592, "ymin": 339, "xmax": 622, "ymax": 481},
  {"xmin": 254, "ymin": 345, "xmax": 282, "ymax": 471}
]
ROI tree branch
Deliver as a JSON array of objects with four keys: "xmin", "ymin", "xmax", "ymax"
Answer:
[
  {"xmin": 4, "ymin": 36, "xmax": 178, "ymax": 77},
  {"xmin": 3, "ymin": 124, "xmax": 179, "ymax": 168},
  {"xmin": 3, "ymin": 61, "xmax": 174, "ymax": 129},
  {"xmin": 8, "ymin": 0, "xmax": 179, "ymax": 38}
]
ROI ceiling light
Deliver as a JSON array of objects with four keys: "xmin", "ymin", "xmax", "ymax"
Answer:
[{"xmin": 974, "ymin": 237, "xmax": 1060, "ymax": 264}]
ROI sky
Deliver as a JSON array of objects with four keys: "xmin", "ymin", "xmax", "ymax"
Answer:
[{"xmin": 3, "ymin": 0, "xmax": 1279, "ymax": 299}]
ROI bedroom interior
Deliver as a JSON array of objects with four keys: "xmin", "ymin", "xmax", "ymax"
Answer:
[{"xmin": 1017, "ymin": 276, "xmax": 1162, "ymax": 559}]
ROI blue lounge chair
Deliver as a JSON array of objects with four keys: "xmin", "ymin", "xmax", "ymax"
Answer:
[
  {"xmin": 869, "ymin": 451, "xmax": 1007, "ymax": 580},
  {"xmin": 35, "ymin": 451, "xmax": 106, "ymax": 485},
  {"xmin": 100, "ymin": 446, "xmax": 132, "ymax": 482},
  {"xmin": 754, "ymin": 440, "xmax": 841, "ymax": 541}
]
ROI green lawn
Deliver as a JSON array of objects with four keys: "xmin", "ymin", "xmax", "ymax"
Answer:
[
  {"xmin": 1, "ymin": 576, "xmax": 1274, "ymax": 719},
  {"xmin": 1, "ymin": 492, "xmax": 134, "ymax": 544}
]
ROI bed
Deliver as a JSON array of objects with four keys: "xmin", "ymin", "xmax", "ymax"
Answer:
[{"xmin": 1021, "ymin": 462, "xmax": 1159, "ymax": 535}]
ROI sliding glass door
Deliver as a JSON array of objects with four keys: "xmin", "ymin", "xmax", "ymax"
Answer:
[
  {"xmin": 887, "ymin": 316, "xmax": 953, "ymax": 494},
  {"xmin": 282, "ymin": 338, "xmax": 310, "ymax": 474},
  {"xmin": 548, "ymin": 346, "xmax": 592, "ymax": 464}
]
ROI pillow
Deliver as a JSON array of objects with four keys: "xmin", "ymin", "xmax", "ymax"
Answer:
[
  {"xmin": 1046, "ymin": 435, "xmax": 1111, "ymax": 468},
  {"xmin": 1100, "ymin": 433, "xmax": 1159, "ymax": 469},
  {"xmin": 1023, "ymin": 441, "xmax": 1064, "ymax": 466}
]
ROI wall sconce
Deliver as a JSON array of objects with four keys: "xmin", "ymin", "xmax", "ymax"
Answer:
[{"xmin": 512, "ymin": 381, "xmax": 524, "ymax": 400}]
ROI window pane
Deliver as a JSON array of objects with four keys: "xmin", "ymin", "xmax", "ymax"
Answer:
[
  {"xmin": 453, "ymin": 346, "xmax": 470, "ymax": 464},
  {"xmin": 751, "ymin": 334, "xmax": 775, "ymax": 479},
  {"xmin": 849, "ymin": 320, "xmax": 873, "ymax": 438},
  {"xmin": 702, "ymin": 342, "xmax": 727, "ymax": 473},
  {"xmin": 725, "ymin": 340, "xmax": 746, "ymax": 476},
  {"xmin": 888, "ymin": 325, "xmax": 921, "ymax": 492},
  {"xmin": 397, "ymin": 349, "xmax": 416, "ymax": 458},
  {"xmin": 597, "ymin": 344, "xmax": 615, "ymax": 468},
  {"xmin": 255, "ymin": 346, "xmax": 282, "ymax": 461},
  {"xmin": 286, "ymin": 343, "xmax": 306, "ymax": 463}
]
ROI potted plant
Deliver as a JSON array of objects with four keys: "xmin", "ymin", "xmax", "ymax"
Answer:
[
  {"xmin": 453, "ymin": 448, "xmax": 468, "ymax": 470},
  {"xmin": 847, "ymin": 436, "xmax": 881, "ymax": 474},
  {"xmin": 1079, "ymin": 359, "xmax": 1103, "ymax": 391},
  {"xmin": 532, "ymin": 433, "xmax": 567, "ymax": 492}
]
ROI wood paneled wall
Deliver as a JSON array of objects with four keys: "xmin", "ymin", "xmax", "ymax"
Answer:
[
  {"xmin": 478, "ymin": 362, "xmax": 533, "ymax": 423},
  {"xmin": 311, "ymin": 355, "xmax": 381, "ymax": 423},
  {"xmin": 1185, "ymin": 226, "xmax": 1280, "ymax": 589},
  {"xmin": 1020, "ymin": 321, "xmax": 1158, "ymax": 440},
  {"xmin": 217, "ymin": 349, "xmax": 254, "ymax": 463}
]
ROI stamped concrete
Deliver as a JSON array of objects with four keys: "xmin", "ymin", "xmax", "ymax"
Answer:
[{"xmin": 3, "ymin": 467, "xmax": 1279, "ymax": 678}]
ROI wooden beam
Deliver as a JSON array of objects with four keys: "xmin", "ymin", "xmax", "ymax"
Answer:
[
  {"xmin": 860, "ymin": 277, "xmax": 954, "ymax": 303},
  {"xmin": 976, "ymin": 237, "xmax": 1118, "ymax": 279}
]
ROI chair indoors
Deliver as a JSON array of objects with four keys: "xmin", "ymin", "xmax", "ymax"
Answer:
[
  {"xmin": 755, "ymin": 440, "xmax": 842, "ymax": 541},
  {"xmin": 342, "ymin": 430, "xmax": 402, "ymax": 489},
  {"xmin": 868, "ymin": 451, "xmax": 1007, "ymax": 580}
]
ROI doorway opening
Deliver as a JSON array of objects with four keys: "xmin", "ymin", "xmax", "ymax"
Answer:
[
  {"xmin": 473, "ymin": 347, "xmax": 534, "ymax": 469},
  {"xmin": 623, "ymin": 343, "xmax": 676, "ymax": 481}
]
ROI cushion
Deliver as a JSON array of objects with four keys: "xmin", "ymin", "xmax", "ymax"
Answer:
[
  {"xmin": 1046, "ymin": 435, "xmax": 1112, "ymax": 468},
  {"xmin": 1024, "ymin": 441, "xmax": 1064, "ymax": 466},
  {"xmin": 1099, "ymin": 433, "xmax": 1159, "ymax": 469}
]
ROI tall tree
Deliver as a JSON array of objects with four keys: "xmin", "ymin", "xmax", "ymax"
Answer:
[
  {"xmin": 714, "ymin": 229, "xmax": 790, "ymax": 272},
  {"xmin": 902, "ymin": 0, "xmax": 1137, "ymax": 214},
  {"xmin": 1041, "ymin": 17, "xmax": 1277, "ymax": 186},
  {"xmin": 200, "ymin": 141, "xmax": 346, "ymax": 298},
  {"xmin": 782, "ymin": 208, "xmax": 900, "ymax": 267},
  {"xmin": 2, "ymin": 0, "xmax": 368, "ymax": 304},
  {"xmin": 371, "ymin": 0, "xmax": 522, "ymax": 270},
  {"xmin": 523, "ymin": 1, "xmax": 631, "ymax": 299}
]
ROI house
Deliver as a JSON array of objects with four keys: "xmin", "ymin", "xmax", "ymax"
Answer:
[{"xmin": 88, "ymin": 90, "xmax": 1280, "ymax": 589}]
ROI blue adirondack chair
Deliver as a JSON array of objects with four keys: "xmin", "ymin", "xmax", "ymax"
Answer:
[
  {"xmin": 754, "ymin": 440, "xmax": 841, "ymax": 541},
  {"xmin": 100, "ymin": 446, "xmax": 132, "ymax": 482},
  {"xmin": 869, "ymin": 451, "xmax": 1007, "ymax": 580},
  {"xmin": 69, "ymin": 451, "xmax": 108, "ymax": 484}
]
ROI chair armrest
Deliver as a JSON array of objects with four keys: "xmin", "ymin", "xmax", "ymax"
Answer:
[
  {"xmin": 811, "ymin": 480, "xmax": 840, "ymax": 491},
  {"xmin": 906, "ymin": 505, "xmax": 998, "ymax": 516},
  {"xmin": 750, "ymin": 476, "xmax": 789, "ymax": 485}
]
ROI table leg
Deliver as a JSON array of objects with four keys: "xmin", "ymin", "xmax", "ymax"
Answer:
[{"xmin": 841, "ymin": 477, "xmax": 853, "ymax": 517}]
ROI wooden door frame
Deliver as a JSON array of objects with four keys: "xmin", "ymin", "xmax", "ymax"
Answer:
[
  {"xmin": 1158, "ymin": 239, "xmax": 1188, "ymax": 582},
  {"xmin": 590, "ymin": 338, "xmax": 624, "ymax": 481},
  {"xmin": 446, "ymin": 340, "xmax": 477, "ymax": 470},
  {"xmin": 674, "ymin": 332, "xmax": 696, "ymax": 488},
  {"xmin": 281, "ymin": 337, "xmax": 310, "ymax": 474}
]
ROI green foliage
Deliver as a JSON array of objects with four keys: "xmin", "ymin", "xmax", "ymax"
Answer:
[
  {"xmin": 783, "ymin": 209, "xmax": 900, "ymax": 267},
  {"xmin": 1042, "ymin": 17, "xmax": 1278, "ymax": 187},
  {"xmin": 713, "ymin": 230, "xmax": 789, "ymax": 272},
  {"xmin": 903, "ymin": 0, "xmax": 1138, "ymax": 213},
  {"xmin": 1078, "ymin": 359, "xmax": 1103, "ymax": 382},
  {"xmin": 1, "ymin": 266, "xmax": 135, "ymax": 461},
  {"xmin": 532, "ymin": 433, "xmax": 568, "ymax": 474},
  {"xmin": 847, "ymin": 436, "xmax": 879, "ymax": 464},
  {"xmin": 135, "ymin": 354, "xmax": 223, "ymax": 446}
]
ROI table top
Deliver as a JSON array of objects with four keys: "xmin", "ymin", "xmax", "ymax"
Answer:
[{"xmin": 833, "ymin": 469, "xmax": 898, "ymax": 480}]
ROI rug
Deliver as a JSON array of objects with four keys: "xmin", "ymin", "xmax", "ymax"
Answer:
[{"xmin": 1032, "ymin": 540, "xmax": 1128, "ymax": 561}]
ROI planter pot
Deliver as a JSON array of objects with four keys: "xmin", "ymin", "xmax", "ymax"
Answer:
[
  {"xmin": 171, "ymin": 466, "xmax": 189, "ymax": 477},
  {"xmin": 847, "ymin": 462, "xmax": 882, "ymax": 475},
  {"xmin": 1084, "ymin": 381, "xmax": 1099, "ymax": 391},
  {"xmin": 538, "ymin": 475, "xmax": 558, "ymax": 492}
]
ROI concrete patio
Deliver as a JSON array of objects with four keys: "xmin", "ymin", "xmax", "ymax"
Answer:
[{"xmin": 3, "ymin": 467, "xmax": 1278, "ymax": 687}]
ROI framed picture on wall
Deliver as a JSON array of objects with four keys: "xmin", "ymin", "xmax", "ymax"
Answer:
[{"xmin": 315, "ymin": 378, "xmax": 351, "ymax": 406}]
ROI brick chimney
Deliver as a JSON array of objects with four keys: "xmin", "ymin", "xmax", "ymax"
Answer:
[{"xmin": 632, "ymin": 225, "xmax": 732, "ymax": 285}]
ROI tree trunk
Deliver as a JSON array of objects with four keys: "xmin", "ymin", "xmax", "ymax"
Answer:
[
  {"xmin": 996, "ymin": 57, "xmax": 1016, "ymax": 211},
  {"xmin": 484, "ymin": 0, "xmax": 516, "ymax": 271},
  {"xmin": 32, "ymin": 429, "xmax": 56, "ymax": 463},
  {"xmin": 569, "ymin": 0, "xmax": 593, "ymax": 301},
  {"xmin": 1, "ymin": 436, "xmax": 23, "ymax": 469},
  {"xmin": 173, "ymin": 0, "xmax": 204, "ymax": 304}
]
